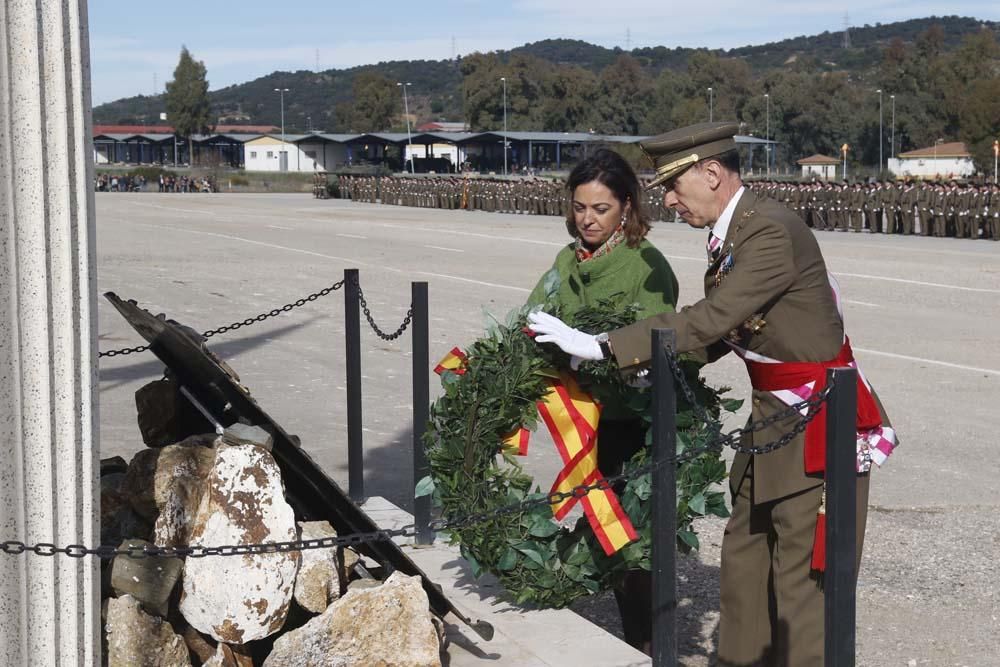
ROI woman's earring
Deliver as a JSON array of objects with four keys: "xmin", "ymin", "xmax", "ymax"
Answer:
[{"xmin": 620, "ymin": 212, "xmax": 628, "ymax": 227}]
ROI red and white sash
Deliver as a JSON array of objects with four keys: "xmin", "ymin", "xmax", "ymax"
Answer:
[{"xmin": 724, "ymin": 274, "xmax": 897, "ymax": 473}]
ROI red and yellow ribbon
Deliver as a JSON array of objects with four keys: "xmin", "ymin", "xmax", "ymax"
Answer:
[
  {"xmin": 433, "ymin": 347, "xmax": 468, "ymax": 376},
  {"xmin": 537, "ymin": 372, "xmax": 638, "ymax": 556},
  {"xmin": 434, "ymin": 348, "xmax": 637, "ymax": 556}
]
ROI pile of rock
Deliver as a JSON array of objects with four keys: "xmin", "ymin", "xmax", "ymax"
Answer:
[{"xmin": 100, "ymin": 378, "xmax": 443, "ymax": 666}]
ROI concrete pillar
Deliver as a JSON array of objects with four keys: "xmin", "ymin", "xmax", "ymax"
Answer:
[{"xmin": 0, "ymin": 0, "xmax": 101, "ymax": 664}]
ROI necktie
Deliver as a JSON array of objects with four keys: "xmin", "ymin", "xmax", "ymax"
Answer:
[{"xmin": 707, "ymin": 231, "xmax": 722, "ymax": 262}]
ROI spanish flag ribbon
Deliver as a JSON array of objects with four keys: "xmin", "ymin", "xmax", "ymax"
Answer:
[
  {"xmin": 536, "ymin": 372, "xmax": 638, "ymax": 556},
  {"xmin": 434, "ymin": 346, "xmax": 637, "ymax": 556},
  {"xmin": 501, "ymin": 427, "xmax": 531, "ymax": 456},
  {"xmin": 434, "ymin": 347, "xmax": 468, "ymax": 376}
]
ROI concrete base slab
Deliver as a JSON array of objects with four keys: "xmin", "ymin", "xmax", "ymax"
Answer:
[{"xmin": 361, "ymin": 496, "xmax": 651, "ymax": 667}]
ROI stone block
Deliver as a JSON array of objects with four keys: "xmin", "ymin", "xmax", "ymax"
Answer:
[
  {"xmin": 263, "ymin": 572, "xmax": 441, "ymax": 667},
  {"xmin": 293, "ymin": 521, "xmax": 359, "ymax": 614},
  {"xmin": 110, "ymin": 539, "xmax": 183, "ymax": 618},
  {"xmin": 179, "ymin": 443, "xmax": 299, "ymax": 643},
  {"xmin": 135, "ymin": 377, "xmax": 214, "ymax": 447},
  {"xmin": 105, "ymin": 595, "xmax": 191, "ymax": 667}
]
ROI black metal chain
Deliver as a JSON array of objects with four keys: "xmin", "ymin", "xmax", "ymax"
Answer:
[
  {"xmin": 99, "ymin": 280, "xmax": 346, "ymax": 358},
  {"xmin": 100, "ymin": 344, "xmax": 151, "ymax": 358},
  {"xmin": 0, "ymin": 528, "xmax": 411, "ymax": 560},
  {"xmin": 665, "ymin": 345, "xmax": 835, "ymax": 457},
  {"xmin": 202, "ymin": 280, "xmax": 345, "ymax": 340},
  {"xmin": 0, "ymin": 392, "xmax": 829, "ymax": 561},
  {"xmin": 355, "ymin": 278, "xmax": 413, "ymax": 341},
  {"xmin": 13, "ymin": 349, "xmax": 834, "ymax": 560}
]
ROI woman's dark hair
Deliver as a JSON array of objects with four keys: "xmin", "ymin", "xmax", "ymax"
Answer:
[{"xmin": 564, "ymin": 148, "xmax": 651, "ymax": 247}]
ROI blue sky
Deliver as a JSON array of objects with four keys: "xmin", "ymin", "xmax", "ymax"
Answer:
[{"xmin": 88, "ymin": 0, "xmax": 1000, "ymax": 105}]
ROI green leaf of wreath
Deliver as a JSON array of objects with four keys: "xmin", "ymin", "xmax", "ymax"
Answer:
[
  {"xmin": 424, "ymin": 298, "xmax": 732, "ymax": 608},
  {"xmin": 414, "ymin": 475, "xmax": 435, "ymax": 498}
]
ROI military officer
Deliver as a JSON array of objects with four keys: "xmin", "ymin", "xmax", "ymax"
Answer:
[{"xmin": 528, "ymin": 122, "xmax": 895, "ymax": 667}]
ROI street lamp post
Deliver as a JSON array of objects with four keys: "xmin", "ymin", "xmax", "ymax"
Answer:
[
  {"xmin": 708, "ymin": 87, "xmax": 714, "ymax": 122},
  {"xmin": 934, "ymin": 138, "xmax": 943, "ymax": 179},
  {"xmin": 396, "ymin": 82, "xmax": 414, "ymax": 173},
  {"xmin": 876, "ymin": 89, "xmax": 883, "ymax": 174},
  {"xmin": 994, "ymin": 139, "xmax": 998, "ymax": 185},
  {"xmin": 764, "ymin": 93, "xmax": 770, "ymax": 178},
  {"xmin": 274, "ymin": 87, "xmax": 289, "ymax": 171},
  {"xmin": 890, "ymin": 94, "xmax": 896, "ymax": 172},
  {"xmin": 500, "ymin": 76, "xmax": 508, "ymax": 175}
]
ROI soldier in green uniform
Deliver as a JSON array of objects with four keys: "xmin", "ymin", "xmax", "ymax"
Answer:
[{"xmin": 988, "ymin": 184, "xmax": 1000, "ymax": 241}]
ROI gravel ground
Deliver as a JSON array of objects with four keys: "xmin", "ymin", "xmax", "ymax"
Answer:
[
  {"xmin": 571, "ymin": 506, "xmax": 1000, "ymax": 666},
  {"xmin": 95, "ymin": 194, "xmax": 1000, "ymax": 666}
]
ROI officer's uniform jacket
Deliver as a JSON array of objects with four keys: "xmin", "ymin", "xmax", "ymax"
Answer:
[{"xmin": 609, "ymin": 189, "xmax": 891, "ymax": 502}]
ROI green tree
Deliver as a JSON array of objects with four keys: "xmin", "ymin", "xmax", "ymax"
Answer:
[
  {"xmin": 345, "ymin": 72, "xmax": 398, "ymax": 131},
  {"xmin": 539, "ymin": 65, "xmax": 598, "ymax": 132},
  {"xmin": 593, "ymin": 55, "xmax": 653, "ymax": 135},
  {"xmin": 461, "ymin": 53, "xmax": 505, "ymax": 131},
  {"xmin": 957, "ymin": 77, "xmax": 1000, "ymax": 173},
  {"xmin": 947, "ymin": 31, "xmax": 1000, "ymax": 172},
  {"xmin": 502, "ymin": 54, "xmax": 551, "ymax": 130},
  {"xmin": 165, "ymin": 46, "xmax": 212, "ymax": 163},
  {"xmin": 642, "ymin": 69, "xmax": 689, "ymax": 134}
]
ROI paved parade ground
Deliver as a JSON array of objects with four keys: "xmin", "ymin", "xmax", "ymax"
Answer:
[{"xmin": 96, "ymin": 193, "xmax": 999, "ymax": 665}]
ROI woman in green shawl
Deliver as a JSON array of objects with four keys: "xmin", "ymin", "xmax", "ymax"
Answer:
[{"xmin": 527, "ymin": 149, "xmax": 678, "ymax": 654}]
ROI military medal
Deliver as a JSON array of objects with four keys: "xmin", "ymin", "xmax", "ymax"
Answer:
[
  {"xmin": 713, "ymin": 245, "xmax": 734, "ymax": 287},
  {"xmin": 745, "ymin": 313, "xmax": 767, "ymax": 334}
]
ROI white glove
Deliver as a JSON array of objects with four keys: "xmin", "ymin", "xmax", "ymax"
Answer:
[
  {"xmin": 627, "ymin": 367, "xmax": 652, "ymax": 388},
  {"xmin": 527, "ymin": 311, "xmax": 603, "ymax": 362}
]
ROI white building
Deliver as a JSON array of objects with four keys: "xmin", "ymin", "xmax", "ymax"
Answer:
[
  {"xmin": 888, "ymin": 142, "xmax": 975, "ymax": 180},
  {"xmin": 243, "ymin": 134, "xmax": 350, "ymax": 172},
  {"xmin": 797, "ymin": 154, "xmax": 840, "ymax": 180}
]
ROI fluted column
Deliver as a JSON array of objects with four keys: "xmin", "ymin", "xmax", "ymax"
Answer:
[{"xmin": 0, "ymin": 0, "xmax": 100, "ymax": 664}]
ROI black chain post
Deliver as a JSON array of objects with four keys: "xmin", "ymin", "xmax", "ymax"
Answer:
[
  {"xmin": 411, "ymin": 282, "xmax": 432, "ymax": 545},
  {"xmin": 651, "ymin": 329, "xmax": 678, "ymax": 667},
  {"xmin": 825, "ymin": 367, "xmax": 858, "ymax": 667},
  {"xmin": 344, "ymin": 268, "xmax": 365, "ymax": 502}
]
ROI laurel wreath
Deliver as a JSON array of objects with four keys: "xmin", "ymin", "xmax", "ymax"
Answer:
[{"xmin": 420, "ymin": 298, "xmax": 738, "ymax": 608}]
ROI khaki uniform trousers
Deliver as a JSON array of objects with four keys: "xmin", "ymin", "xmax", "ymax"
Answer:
[{"xmin": 718, "ymin": 467, "xmax": 869, "ymax": 667}]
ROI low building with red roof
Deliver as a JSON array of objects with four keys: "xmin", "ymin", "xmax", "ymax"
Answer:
[{"xmin": 888, "ymin": 141, "xmax": 974, "ymax": 180}]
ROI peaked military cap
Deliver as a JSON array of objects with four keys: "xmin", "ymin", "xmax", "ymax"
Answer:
[{"xmin": 640, "ymin": 121, "xmax": 740, "ymax": 189}]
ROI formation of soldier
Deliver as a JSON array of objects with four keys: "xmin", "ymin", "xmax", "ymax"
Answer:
[
  {"xmin": 337, "ymin": 175, "xmax": 569, "ymax": 216},
  {"xmin": 334, "ymin": 174, "xmax": 1000, "ymax": 241},
  {"xmin": 751, "ymin": 180, "xmax": 1000, "ymax": 240}
]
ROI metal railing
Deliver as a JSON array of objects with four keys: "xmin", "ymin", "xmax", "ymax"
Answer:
[{"xmin": 15, "ymin": 273, "xmax": 861, "ymax": 666}]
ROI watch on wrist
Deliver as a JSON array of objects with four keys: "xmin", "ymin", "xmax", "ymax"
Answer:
[{"xmin": 595, "ymin": 332, "xmax": 613, "ymax": 360}]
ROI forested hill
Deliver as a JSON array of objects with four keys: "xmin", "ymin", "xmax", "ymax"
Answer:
[
  {"xmin": 94, "ymin": 15, "xmax": 1000, "ymax": 170},
  {"xmin": 510, "ymin": 17, "xmax": 991, "ymax": 72},
  {"xmin": 95, "ymin": 15, "xmax": 993, "ymax": 130}
]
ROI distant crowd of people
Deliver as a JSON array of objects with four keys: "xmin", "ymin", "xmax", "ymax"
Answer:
[
  {"xmin": 751, "ymin": 180, "xmax": 1000, "ymax": 239},
  {"xmin": 95, "ymin": 173, "xmax": 147, "ymax": 192},
  {"xmin": 333, "ymin": 174, "xmax": 1000, "ymax": 241},
  {"xmin": 94, "ymin": 173, "xmax": 216, "ymax": 193}
]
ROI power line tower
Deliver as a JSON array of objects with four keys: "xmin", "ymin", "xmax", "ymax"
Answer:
[
  {"xmin": 153, "ymin": 72, "xmax": 157, "ymax": 96},
  {"xmin": 315, "ymin": 48, "xmax": 320, "ymax": 72},
  {"xmin": 451, "ymin": 35, "xmax": 456, "ymax": 60},
  {"xmin": 842, "ymin": 12, "xmax": 851, "ymax": 49},
  {"xmin": 626, "ymin": 27, "xmax": 631, "ymax": 51}
]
